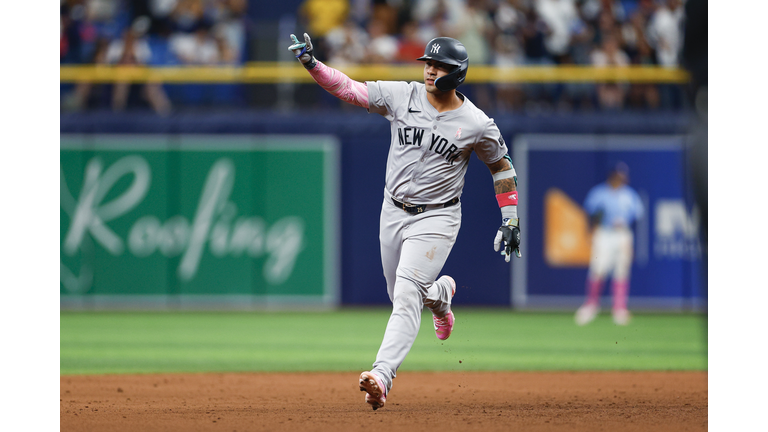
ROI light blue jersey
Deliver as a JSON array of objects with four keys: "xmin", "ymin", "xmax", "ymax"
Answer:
[{"xmin": 584, "ymin": 183, "xmax": 643, "ymax": 228}]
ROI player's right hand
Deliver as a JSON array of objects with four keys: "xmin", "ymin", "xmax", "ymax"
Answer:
[
  {"xmin": 288, "ymin": 33, "xmax": 317, "ymax": 69},
  {"xmin": 493, "ymin": 218, "xmax": 521, "ymax": 262}
]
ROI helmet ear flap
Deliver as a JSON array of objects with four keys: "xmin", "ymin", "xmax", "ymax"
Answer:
[{"xmin": 434, "ymin": 62, "xmax": 468, "ymax": 92}]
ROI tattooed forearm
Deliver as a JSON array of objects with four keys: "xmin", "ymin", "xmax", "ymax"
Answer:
[
  {"xmin": 494, "ymin": 177, "xmax": 517, "ymax": 194},
  {"xmin": 487, "ymin": 157, "xmax": 509, "ymax": 173},
  {"xmin": 487, "ymin": 157, "xmax": 516, "ymax": 194}
]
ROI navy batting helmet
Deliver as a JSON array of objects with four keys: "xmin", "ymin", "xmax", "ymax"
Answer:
[{"xmin": 417, "ymin": 37, "xmax": 469, "ymax": 92}]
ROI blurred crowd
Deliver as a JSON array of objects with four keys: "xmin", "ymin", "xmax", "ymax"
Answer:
[
  {"xmin": 60, "ymin": 0, "xmax": 247, "ymax": 66},
  {"xmin": 305, "ymin": 0, "xmax": 683, "ymax": 67},
  {"xmin": 303, "ymin": 0, "xmax": 686, "ymax": 111},
  {"xmin": 61, "ymin": 0, "xmax": 689, "ymax": 113},
  {"xmin": 61, "ymin": 0, "xmax": 247, "ymax": 113}
]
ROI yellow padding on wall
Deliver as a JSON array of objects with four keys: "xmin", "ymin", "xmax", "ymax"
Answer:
[{"xmin": 60, "ymin": 63, "xmax": 690, "ymax": 84}]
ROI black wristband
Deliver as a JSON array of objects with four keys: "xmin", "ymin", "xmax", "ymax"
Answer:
[{"xmin": 303, "ymin": 57, "xmax": 318, "ymax": 70}]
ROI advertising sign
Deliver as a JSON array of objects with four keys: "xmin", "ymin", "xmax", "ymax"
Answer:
[
  {"xmin": 512, "ymin": 134, "xmax": 704, "ymax": 310},
  {"xmin": 61, "ymin": 135, "xmax": 339, "ymax": 309}
]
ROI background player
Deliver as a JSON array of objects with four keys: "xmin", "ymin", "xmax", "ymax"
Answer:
[
  {"xmin": 575, "ymin": 162, "xmax": 644, "ymax": 326},
  {"xmin": 288, "ymin": 33, "xmax": 521, "ymax": 410}
]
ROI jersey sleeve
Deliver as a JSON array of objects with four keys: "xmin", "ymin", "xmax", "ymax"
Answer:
[
  {"xmin": 366, "ymin": 81, "xmax": 410, "ymax": 121},
  {"xmin": 474, "ymin": 119, "xmax": 509, "ymax": 164},
  {"xmin": 583, "ymin": 186, "xmax": 602, "ymax": 216}
]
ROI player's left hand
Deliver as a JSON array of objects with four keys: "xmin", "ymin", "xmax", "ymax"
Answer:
[{"xmin": 494, "ymin": 218, "xmax": 521, "ymax": 262}]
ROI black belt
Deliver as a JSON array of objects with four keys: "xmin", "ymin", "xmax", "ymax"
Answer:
[{"xmin": 391, "ymin": 197, "xmax": 459, "ymax": 214}]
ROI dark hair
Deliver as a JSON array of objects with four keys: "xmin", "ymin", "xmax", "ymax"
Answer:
[{"xmin": 609, "ymin": 161, "xmax": 630, "ymax": 178}]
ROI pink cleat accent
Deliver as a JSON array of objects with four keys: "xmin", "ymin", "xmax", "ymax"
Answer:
[
  {"xmin": 359, "ymin": 371, "xmax": 387, "ymax": 410},
  {"xmin": 433, "ymin": 276, "xmax": 456, "ymax": 340}
]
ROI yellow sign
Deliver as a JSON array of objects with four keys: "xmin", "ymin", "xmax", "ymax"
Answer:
[{"xmin": 544, "ymin": 188, "xmax": 591, "ymax": 267}]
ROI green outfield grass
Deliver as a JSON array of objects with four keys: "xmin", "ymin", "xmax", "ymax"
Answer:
[{"xmin": 60, "ymin": 309, "xmax": 707, "ymax": 375}]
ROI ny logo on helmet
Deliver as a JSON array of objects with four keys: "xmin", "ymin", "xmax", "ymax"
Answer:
[{"xmin": 431, "ymin": 44, "xmax": 440, "ymax": 54}]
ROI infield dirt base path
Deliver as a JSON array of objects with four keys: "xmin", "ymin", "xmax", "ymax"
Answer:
[{"xmin": 60, "ymin": 371, "xmax": 707, "ymax": 432}]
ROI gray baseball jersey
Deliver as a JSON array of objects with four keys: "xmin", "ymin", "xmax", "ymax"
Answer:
[
  {"xmin": 366, "ymin": 81, "xmax": 509, "ymax": 204},
  {"xmin": 364, "ymin": 80, "xmax": 510, "ymax": 395}
]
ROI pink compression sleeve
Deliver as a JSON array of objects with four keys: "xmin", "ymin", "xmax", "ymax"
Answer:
[{"xmin": 308, "ymin": 61, "xmax": 369, "ymax": 109}]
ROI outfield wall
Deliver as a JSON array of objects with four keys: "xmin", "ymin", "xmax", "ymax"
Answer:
[
  {"xmin": 61, "ymin": 111, "xmax": 705, "ymax": 310},
  {"xmin": 61, "ymin": 135, "xmax": 339, "ymax": 309}
]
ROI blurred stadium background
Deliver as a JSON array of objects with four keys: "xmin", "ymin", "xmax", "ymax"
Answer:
[{"xmin": 60, "ymin": 0, "xmax": 707, "ymax": 315}]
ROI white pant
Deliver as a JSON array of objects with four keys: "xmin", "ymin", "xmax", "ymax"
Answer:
[
  {"xmin": 589, "ymin": 226, "xmax": 634, "ymax": 282},
  {"xmin": 371, "ymin": 197, "xmax": 460, "ymax": 392}
]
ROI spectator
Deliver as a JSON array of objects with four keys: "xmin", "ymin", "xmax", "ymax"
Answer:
[
  {"xmin": 412, "ymin": 0, "xmax": 466, "ymax": 33},
  {"xmin": 364, "ymin": 18, "xmax": 399, "ymax": 64},
  {"xmin": 170, "ymin": 20, "xmax": 229, "ymax": 64},
  {"xmin": 300, "ymin": 0, "xmax": 349, "ymax": 60},
  {"xmin": 520, "ymin": 5, "xmax": 551, "ymax": 64},
  {"xmin": 395, "ymin": 20, "xmax": 426, "ymax": 63},
  {"xmin": 594, "ymin": 9, "xmax": 618, "ymax": 46},
  {"xmin": 208, "ymin": 0, "xmax": 248, "ymax": 63},
  {"xmin": 494, "ymin": 0, "xmax": 526, "ymax": 37},
  {"xmin": 518, "ymin": 6, "xmax": 558, "ymax": 110},
  {"xmin": 581, "ymin": 0, "xmax": 626, "ymax": 26},
  {"xmin": 107, "ymin": 16, "xmax": 172, "ymax": 115},
  {"xmin": 301, "ymin": 0, "xmax": 349, "ymax": 37},
  {"xmin": 646, "ymin": 0, "xmax": 684, "ymax": 67},
  {"xmin": 590, "ymin": 33, "xmax": 629, "ymax": 109},
  {"xmin": 370, "ymin": 1, "xmax": 399, "ymax": 35},
  {"xmin": 621, "ymin": 11, "xmax": 653, "ymax": 63},
  {"xmin": 623, "ymin": 11, "xmax": 660, "ymax": 110},
  {"xmin": 61, "ymin": 37, "xmax": 111, "ymax": 111},
  {"xmin": 417, "ymin": 7, "xmax": 455, "ymax": 44},
  {"xmin": 562, "ymin": 10, "xmax": 595, "ymax": 110},
  {"xmin": 107, "ymin": 16, "xmax": 153, "ymax": 66},
  {"xmin": 535, "ymin": 0, "xmax": 579, "ymax": 63},
  {"xmin": 213, "ymin": 26, "xmax": 237, "ymax": 64},
  {"xmin": 61, "ymin": 0, "xmax": 123, "ymax": 64},
  {"xmin": 170, "ymin": 0, "xmax": 206, "ymax": 33},
  {"xmin": 61, "ymin": 13, "xmax": 72, "ymax": 61},
  {"xmin": 493, "ymin": 33, "xmax": 526, "ymax": 111},
  {"xmin": 569, "ymin": 8, "xmax": 595, "ymax": 65},
  {"xmin": 130, "ymin": 0, "xmax": 178, "ymax": 37},
  {"xmin": 324, "ymin": 19, "xmax": 369, "ymax": 65},
  {"xmin": 635, "ymin": 0, "xmax": 658, "ymax": 22},
  {"xmin": 453, "ymin": 0, "xmax": 494, "ymax": 65},
  {"xmin": 494, "ymin": 32, "xmax": 524, "ymax": 67}
]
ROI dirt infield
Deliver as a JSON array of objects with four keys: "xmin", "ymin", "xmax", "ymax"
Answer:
[{"xmin": 60, "ymin": 371, "xmax": 706, "ymax": 431}]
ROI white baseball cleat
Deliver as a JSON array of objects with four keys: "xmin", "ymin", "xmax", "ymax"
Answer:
[
  {"xmin": 359, "ymin": 371, "xmax": 387, "ymax": 411},
  {"xmin": 612, "ymin": 308, "xmax": 631, "ymax": 325},
  {"xmin": 575, "ymin": 304, "xmax": 599, "ymax": 326}
]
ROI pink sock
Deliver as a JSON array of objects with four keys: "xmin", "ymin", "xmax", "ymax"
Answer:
[
  {"xmin": 612, "ymin": 280, "xmax": 629, "ymax": 310},
  {"xmin": 585, "ymin": 278, "xmax": 603, "ymax": 306}
]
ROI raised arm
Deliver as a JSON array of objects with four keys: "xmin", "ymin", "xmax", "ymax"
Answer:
[
  {"xmin": 288, "ymin": 33, "xmax": 369, "ymax": 109},
  {"xmin": 487, "ymin": 155, "xmax": 521, "ymax": 261}
]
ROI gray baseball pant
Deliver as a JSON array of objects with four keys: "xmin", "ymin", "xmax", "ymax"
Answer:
[{"xmin": 371, "ymin": 196, "xmax": 460, "ymax": 392}]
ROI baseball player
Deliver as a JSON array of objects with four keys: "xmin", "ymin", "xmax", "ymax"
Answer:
[
  {"xmin": 288, "ymin": 33, "xmax": 521, "ymax": 410},
  {"xmin": 575, "ymin": 162, "xmax": 644, "ymax": 326}
]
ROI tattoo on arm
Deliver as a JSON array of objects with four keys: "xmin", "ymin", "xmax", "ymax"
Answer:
[
  {"xmin": 487, "ymin": 158, "xmax": 516, "ymax": 194},
  {"xmin": 494, "ymin": 178, "xmax": 517, "ymax": 194}
]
